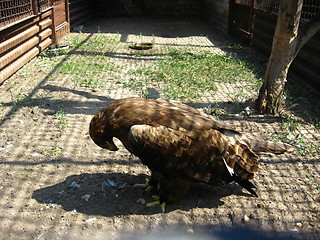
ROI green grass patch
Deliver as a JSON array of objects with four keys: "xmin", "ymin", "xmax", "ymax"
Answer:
[
  {"xmin": 131, "ymin": 50, "xmax": 262, "ymax": 99},
  {"xmin": 58, "ymin": 56, "xmax": 117, "ymax": 88},
  {"xmin": 67, "ymin": 33, "xmax": 122, "ymax": 51},
  {"xmin": 284, "ymin": 83, "xmax": 320, "ymax": 129},
  {"xmin": 35, "ymin": 33, "xmax": 123, "ymax": 88}
]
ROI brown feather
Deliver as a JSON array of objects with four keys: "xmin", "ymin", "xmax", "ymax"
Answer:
[
  {"xmin": 247, "ymin": 136, "xmax": 296, "ymax": 154},
  {"xmin": 89, "ymin": 98, "xmax": 292, "ymax": 203}
]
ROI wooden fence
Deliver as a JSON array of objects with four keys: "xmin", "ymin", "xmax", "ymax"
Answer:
[{"xmin": 0, "ymin": 0, "xmax": 70, "ymax": 84}]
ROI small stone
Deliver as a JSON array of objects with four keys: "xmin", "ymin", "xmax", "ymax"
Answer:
[
  {"xmin": 245, "ymin": 106, "xmax": 251, "ymax": 115},
  {"xmin": 296, "ymin": 222, "xmax": 303, "ymax": 228},
  {"xmin": 186, "ymin": 228, "xmax": 194, "ymax": 234},
  {"xmin": 68, "ymin": 181, "xmax": 80, "ymax": 188},
  {"xmin": 243, "ymin": 215, "xmax": 250, "ymax": 223},
  {"xmin": 84, "ymin": 217, "xmax": 97, "ymax": 223},
  {"xmin": 101, "ymin": 179, "xmax": 117, "ymax": 188},
  {"xmin": 81, "ymin": 194, "xmax": 91, "ymax": 201}
]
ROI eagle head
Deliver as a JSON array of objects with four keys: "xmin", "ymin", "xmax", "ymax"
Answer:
[{"xmin": 89, "ymin": 112, "xmax": 119, "ymax": 151}]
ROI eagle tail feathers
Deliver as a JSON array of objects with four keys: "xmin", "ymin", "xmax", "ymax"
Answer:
[{"xmin": 247, "ymin": 136, "xmax": 296, "ymax": 154}]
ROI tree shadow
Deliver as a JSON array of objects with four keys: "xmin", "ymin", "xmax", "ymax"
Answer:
[{"xmin": 32, "ymin": 172, "xmax": 250, "ymax": 217}]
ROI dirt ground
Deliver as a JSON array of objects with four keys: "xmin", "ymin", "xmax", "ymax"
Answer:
[{"xmin": 0, "ymin": 17, "xmax": 319, "ymax": 240}]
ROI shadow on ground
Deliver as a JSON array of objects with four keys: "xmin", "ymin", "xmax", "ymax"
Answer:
[{"xmin": 31, "ymin": 171, "xmax": 256, "ymax": 217}]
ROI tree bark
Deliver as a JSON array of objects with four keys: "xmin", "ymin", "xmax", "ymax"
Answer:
[{"xmin": 256, "ymin": 0, "xmax": 303, "ymax": 114}]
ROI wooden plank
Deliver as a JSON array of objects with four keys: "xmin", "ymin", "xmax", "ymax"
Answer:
[
  {"xmin": 53, "ymin": 21, "xmax": 69, "ymax": 43},
  {"xmin": 0, "ymin": 38, "xmax": 51, "ymax": 84},
  {"xmin": 54, "ymin": 3, "xmax": 66, "ymax": 27},
  {"xmin": 0, "ymin": 18, "xmax": 52, "ymax": 55},
  {"xmin": 0, "ymin": 28, "xmax": 52, "ymax": 69}
]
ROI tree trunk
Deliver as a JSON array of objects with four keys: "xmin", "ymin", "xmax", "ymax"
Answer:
[{"xmin": 256, "ymin": 0, "xmax": 302, "ymax": 114}]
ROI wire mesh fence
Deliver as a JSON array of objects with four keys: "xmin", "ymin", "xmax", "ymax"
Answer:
[
  {"xmin": 236, "ymin": 0, "xmax": 320, "ymax": 22},
  {"xmin": 0, "ymin": 0, "xmax": 33, "ymax": 28},
  {"xmin": 255, "ymin": 0, "xmax": 280, "ymax": 15},
  {"xmin": 301, "ymin": 0, "xmax": 320, "ymax": 22},
  {"xmin": 38, "ymin": 0, "xmax": 51, "ymax": 12},
  {"xmin": 0, "ymin": 0, "xmax": 52, "ymax": 28}
]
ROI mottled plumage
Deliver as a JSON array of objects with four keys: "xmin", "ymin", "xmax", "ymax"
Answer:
[{"xmin": 89, "ymin": 97, "xmax": 292, "ymax": 204}]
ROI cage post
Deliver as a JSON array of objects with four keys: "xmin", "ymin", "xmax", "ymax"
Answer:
[{"xmin": 31, "ymin": 0, "xmax": 39, "ymax": 15}]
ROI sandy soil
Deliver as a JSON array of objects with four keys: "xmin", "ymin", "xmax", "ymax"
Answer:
[{"xmin": 0, "ymin": 17, "xmax": 319, "ymax": 240}]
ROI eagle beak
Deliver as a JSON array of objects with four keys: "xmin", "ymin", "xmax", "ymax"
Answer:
[{"xmin": 104, "ymin": 140, "xmax": 119, "ymax": 151}]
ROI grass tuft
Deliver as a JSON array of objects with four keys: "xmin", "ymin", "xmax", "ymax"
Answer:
[{"xmin": 55, "ymin": 109, "xmax": 67, "ymax": 131}]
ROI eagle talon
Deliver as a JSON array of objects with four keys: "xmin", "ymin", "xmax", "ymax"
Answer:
[
  {"xmin": 146, "ymin": 200, "xmax": 160, "ymax": 207},
  {"xmin": 151, "ymin": 195, "xmax": 160, "ymax": 201},
  {"xmin": 134, "ymin": 178, "xmax": 150, "ymax": 188},
  {"xmin": 146, "ymin": 197, "xmax": 166, "ymax": 212},
  {"xmin": 134, "ymin": 178, "xmax": 155, "ymax": 192}
]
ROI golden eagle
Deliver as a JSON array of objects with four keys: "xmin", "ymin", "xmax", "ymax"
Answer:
[{"xmin": 89, "ymin": 97, "xmax": 293, "ymax": 210}]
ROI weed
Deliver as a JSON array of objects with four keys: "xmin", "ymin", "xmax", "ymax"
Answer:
[
  {"xmin": 267, "ymin": 115, "xmax": 318, "ymax": 156},
  {"xmin": 122, "ymin": 77, "xmax": 149, "ymax": 97},
  {"xmin": 282, "ymin": 115, "xmax": 299, "ymax": 132},
  {"xmin": 284, "ymin": 83, "xmax": 320, "ymax": 129},
  {"xmin": 302, "ymin": 165, "xmax": 320, "ymax": 190},
  {"xmin": 203, "ymin": 103, "xmax": 226, "ymax": 117},
  {"xmin": 55, "ymin": 109, "xmax": 67, "ymax": 130},
  {"xmin": 77, "ymin": 34, "xmax": 121, "ymax": 51},
  {"xmin": 68, "ymin": 35, "xmax": 86, "ymax": 48},
  {"xmin": 42, "ymin": 146, "xmax": 62, "ymax": 156}
]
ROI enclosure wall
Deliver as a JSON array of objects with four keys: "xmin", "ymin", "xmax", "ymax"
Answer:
[
  {"xmin": 201, "ymin": 0, "xmax": 230, "ymax": 33},
  {"xmin": 0, "ymin": 9, "xmax": 53, "ymax": 84},
  {"xmin": 69, "ymin": 0, "xmax": 95, "ymax": 29},
  {"xmin": 95, "ymin": 0, "xmax": 199, "ymax": 17},
  {"xmin": 0, "ymin": 0, "xmax": 70, "ymax": 84}
]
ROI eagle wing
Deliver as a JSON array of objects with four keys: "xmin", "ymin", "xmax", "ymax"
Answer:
[{"xmin": 127, "ymin": 123, "xmax": 259, "ymax": 186}]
